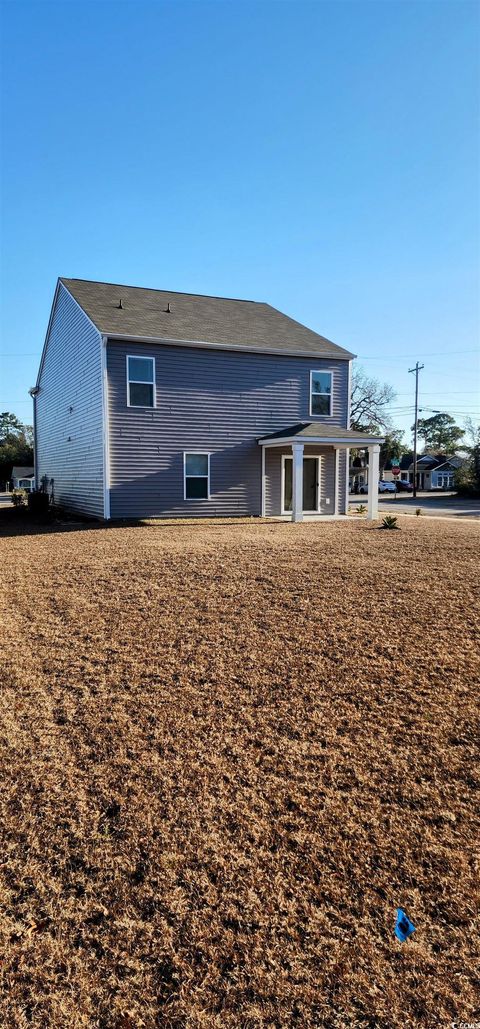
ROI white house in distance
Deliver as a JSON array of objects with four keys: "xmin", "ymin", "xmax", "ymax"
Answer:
[{"xmin": 11, "ymin": 466, "xmax": 35, "ymax": 492}]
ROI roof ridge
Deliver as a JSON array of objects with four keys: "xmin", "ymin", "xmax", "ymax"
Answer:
[{"xmin": 60, "ymin": 277, "xmax": 262, "ymax": 305}]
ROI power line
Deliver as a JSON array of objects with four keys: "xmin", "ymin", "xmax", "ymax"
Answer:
[
  {"xmin": 420, "ymin": 408, "xmax": 480, "ymax": 416},
  {"xmin": 394, "ymin": 390, "xmax": 479, "ymax": 396},
  {"xmin": 357, "ymin": 349, "xmax": 479, "ymax": 361}
]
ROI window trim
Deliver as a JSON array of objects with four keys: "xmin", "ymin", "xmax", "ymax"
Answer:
[
  {"xmin": 183, "ymin": 451, "xmax": 211, "ymax": 501},
  {"xmin": 309, "ymin": 370, "xmax": 333, "ymax": 417},
  {"xmin": 126, "ymin": 354, "xmax": 156, "ymax": 408}
]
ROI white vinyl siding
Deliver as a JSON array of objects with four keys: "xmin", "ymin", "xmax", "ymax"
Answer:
[{"xmin": 35, "ymin": 283, "xmax": 104, "ymax": 518}]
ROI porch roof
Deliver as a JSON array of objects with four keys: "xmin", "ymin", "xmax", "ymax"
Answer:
[{"xmin": 257, "ymin": 422, "xmax": 384, "ymax": 447}]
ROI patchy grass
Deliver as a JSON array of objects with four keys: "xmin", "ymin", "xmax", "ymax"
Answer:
[{"xmin": 0, "ymin": 513, "xmax": 478, "ymax": 1028}]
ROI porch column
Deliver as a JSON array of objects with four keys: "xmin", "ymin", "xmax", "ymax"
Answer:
[
  {"xmin": 292, "ymin": 442, "xmax": 304, "ymax": 522},
  {"xmin": 344, "ymin": 447, "xmax": 350, "ymax": 515},
  {"xmin": 367, "ymin": 444, "xmax": 380, "ymax": 519},
  {"xmin": 261, "ymin": 446, "xmax": 266, "ymax": 516},
  {"xmin": 334, "ymin": 447, "xmax": 340, "ymax": 515}
]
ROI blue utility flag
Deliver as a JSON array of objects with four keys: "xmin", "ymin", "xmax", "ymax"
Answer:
[{"xmin": 395, "ymin": 909, "xmax": 416, "ymax": 942}]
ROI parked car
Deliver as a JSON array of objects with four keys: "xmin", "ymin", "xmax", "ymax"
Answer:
[
  {"xmin": 394, "ymin": 479, "xmax": 413, "ymax": 492},
  {"xmin": 359, "ymin": 480, "xmax": 396, "ymax": 494}
]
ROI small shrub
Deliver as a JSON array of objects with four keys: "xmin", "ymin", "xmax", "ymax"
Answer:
[
  {"xmin": 356, "ymin": 504, "xmax": 367, "ymax": 515},
  {"xmin": 11, "ymin": 488, "xmax": 27, "ymax": 508},
  {"xmin": 415, "ymin": 508, "xmax": 422, "ymax": 517},
  {"xmin": 381, "ymin": 515, "xmax": 399, "ymax": 530}
]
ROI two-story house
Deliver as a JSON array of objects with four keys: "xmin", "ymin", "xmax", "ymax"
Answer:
[{"xmin": 32, "ymin": 278, "xmax": 383, "ymax": 522}]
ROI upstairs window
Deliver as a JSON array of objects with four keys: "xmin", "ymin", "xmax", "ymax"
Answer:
[
  {"xmin": 127, "ymin": 355, "xmax": 155, "ymax": 407},
  {"xmin": 184, "ymin": 452, "xmax": 210, "ymax": 500},
  {"xmin": 310, "ymin": 370, "xmax": 332, "ymax": 416}
]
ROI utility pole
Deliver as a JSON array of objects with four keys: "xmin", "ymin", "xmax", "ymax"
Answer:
[{"xmin": 408, "ymin": 362, "xmax": 424, "ymax": 498}]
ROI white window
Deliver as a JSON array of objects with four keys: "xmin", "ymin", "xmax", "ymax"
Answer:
[
  {"xmin": 310, "ymin": 371, "xmax": 332, "ymax": 416},
  {"xmin": 127, "ymin": 355, "xmax": 155, "ymax": 408},
  {"xmin": 184, "ymin": 452, "xmax": 210, "ymax": 500}
]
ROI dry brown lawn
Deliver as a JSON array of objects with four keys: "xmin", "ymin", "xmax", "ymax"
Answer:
[{"xmin": 0, "ymin": 511, "xmax": 478, "ymax": 1029}]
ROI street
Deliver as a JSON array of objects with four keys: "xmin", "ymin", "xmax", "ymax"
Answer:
[{"xmin": 349, "ymin": 491, "xmax": 480, "ymax": 519}]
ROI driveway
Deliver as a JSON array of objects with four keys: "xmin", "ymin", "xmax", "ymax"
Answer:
[{"xmin": 349, "ymin": 491, "xmax": 480, "ymax": 518}]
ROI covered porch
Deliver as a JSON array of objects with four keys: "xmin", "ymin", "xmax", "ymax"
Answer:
[{"xmin": 258, "ymin": 423, "xmax": 384, "ymax": 522}]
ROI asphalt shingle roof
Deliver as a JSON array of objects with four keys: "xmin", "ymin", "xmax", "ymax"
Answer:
[
  {"xmin": 60, "ymin": 278, "xmax": 354, "ymax": 360},
  {"xmin": 258, "ymin": 423, "xmax": 384, "ymax": 443}
]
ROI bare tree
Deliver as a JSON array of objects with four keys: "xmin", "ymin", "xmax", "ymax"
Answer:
[{"xmin": 350, "ymin": 366, "xmax": 396, "ymax": 432}]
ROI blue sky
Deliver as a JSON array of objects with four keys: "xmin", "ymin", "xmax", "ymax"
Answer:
[{"xmin": 1, "ymin": 0, "xmax": 479, "ymax": 441}]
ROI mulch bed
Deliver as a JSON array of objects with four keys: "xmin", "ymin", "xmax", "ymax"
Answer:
[{"xmin": 0, "ymin": 512, "xmax": 478, "ymax": 1028}]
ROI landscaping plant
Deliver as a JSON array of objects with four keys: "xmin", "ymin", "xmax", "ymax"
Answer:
[
  {"xmin": 10, "ymin": 488, "xmax": 27, "ymax": 507},
  {"xmin": 381, "ymin": 514, "xmax": 399, "ymax": 529}
]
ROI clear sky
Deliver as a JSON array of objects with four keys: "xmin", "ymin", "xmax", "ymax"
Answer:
[{"xmin": 1, "ymin": 0, "xmax": 479, "ymax": 441}]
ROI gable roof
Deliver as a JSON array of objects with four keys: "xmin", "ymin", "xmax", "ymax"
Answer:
[
  {"xmin": 59, "ymin": 278, "xmax": 354, "ymax": 360},
  {"xmin": 415, "ymin": 454, "xmax": 441, "ymax": 468},
  {"xmin": 404, "ymin": 454, "xmax": 463, "ymax": 471},
  {"xmin": 12, "ymin": 466, "xmax": 34, "ymax": 478},
  {"xmin": 434, "ymin": 457, "xmax": 463, "ymax": 471}
]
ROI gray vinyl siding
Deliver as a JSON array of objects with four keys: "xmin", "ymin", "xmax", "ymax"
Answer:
[
  {"xmin": 107, "ymin": 341, "xmax": 350, "ymax": 518},
  {"xmin": 35, "ymin": 284, "xmax": 104, "ymax": 518}
]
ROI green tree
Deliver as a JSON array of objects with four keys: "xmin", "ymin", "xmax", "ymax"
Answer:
[
  {"xmin": 0, "ymin": 412, "xmax": 34, "ymax": 486},
  {"xmin": 455, "ymin": 419, "xmax": 480, "ymax": 496},
  {"xmin": 415, "ymin": 413, "xmax": 464, "ymax": 454},
  {"xmin": 379, "ymin": 429, "xmax": 408, "ymax": 473}
]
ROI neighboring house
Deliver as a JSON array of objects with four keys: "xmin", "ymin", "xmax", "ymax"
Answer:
[
  {"xmin": 430, "ymin": 458, "xmax": 462, "ymax": 490},
  {"xmin": 349, "ymin": 451, "xmax": 369, "ymax": 491},
  {"xmin": 11, "ymin": 465, "xmax": 35, "ymax": 491},
  {"xmin": 32, "ymin": 278, "xmax": 384, "ymax": 522},
  {"xmin": 383, "ymin": 454, "xmax": 462, "ymax": 489}
]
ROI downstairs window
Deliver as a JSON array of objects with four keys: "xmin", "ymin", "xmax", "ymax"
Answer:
[{"xmin": 184, "ymin": 452, "xmax": 210, "ymax": 500}]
